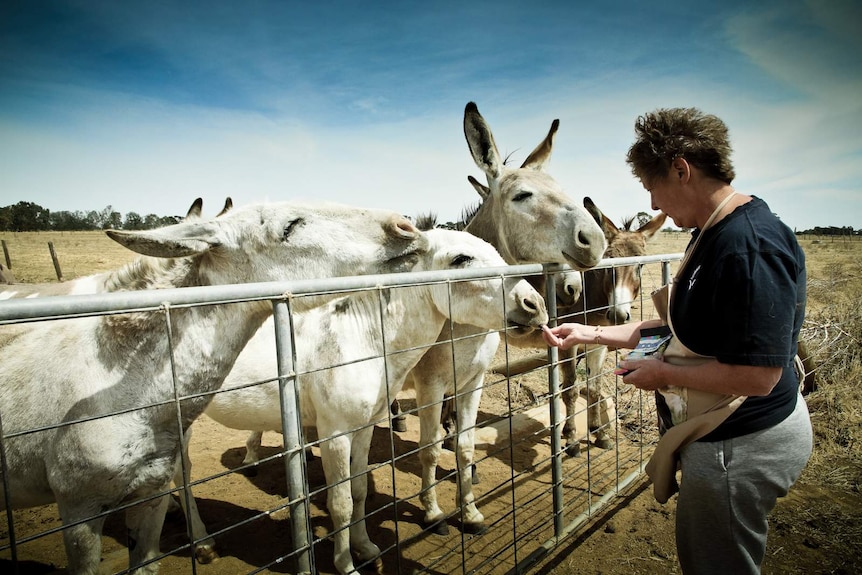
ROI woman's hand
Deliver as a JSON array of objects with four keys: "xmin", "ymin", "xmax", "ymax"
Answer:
[
  {"xmin": 616, "ymin": 357, "xmax": 666, "ymax": 391},
  {"xmin": 541, "ymin": 323, "xmax": 590, "ymax": 350}
]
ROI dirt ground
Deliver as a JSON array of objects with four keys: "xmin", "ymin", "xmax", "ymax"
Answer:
[{"xmin": 534, "ymin": 468, "xmax": 862, "ymax": 575}]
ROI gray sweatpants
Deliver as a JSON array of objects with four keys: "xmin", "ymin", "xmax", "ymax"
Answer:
[{"xmin": 676, "ymin": 394, "xmax": 812, "ymax": 574}]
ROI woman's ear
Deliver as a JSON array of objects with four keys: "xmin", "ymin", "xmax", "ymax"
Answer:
[{"xmin": 672, "ymin": 157, "xmax": 691, "ymax": 184}]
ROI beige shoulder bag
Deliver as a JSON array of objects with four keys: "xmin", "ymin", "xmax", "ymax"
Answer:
[{"xmin": 645, "ymin": 192, "xmax": 747, "ymax": 503}]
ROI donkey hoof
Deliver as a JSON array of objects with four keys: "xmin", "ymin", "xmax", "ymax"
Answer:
[
  {"xmin": 442, "ymin": 436, "xmax": 455, "ymax": 452},
  {"xmin": 194, "ymin": 545, "xmax": 219, "ymax": 564},
  {"xmin": 462, "ymin": 521, "xmax": 487, "ymax": 535},
  {"xmin": 594, "ymin": 438, "xmax": 614, "ymax": 450},
  {"xmin": 422, "ymin": 518, "xmax": 450, "ymax": 536},
  {"xmin": 565, "ymin": 443, "xmax": 582, "ymax": 457},
  {"xmin": 392, "ymin": 416, "xmax": 408, "ymax": 433},
  {"xmin": 471, "ymin": 467, "xmax": 480, "ymax": 485}
]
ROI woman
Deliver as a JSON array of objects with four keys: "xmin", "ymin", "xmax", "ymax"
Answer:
[{"xmin": 543, "ymin": 107, "xmax": 812, "ymax": 574}]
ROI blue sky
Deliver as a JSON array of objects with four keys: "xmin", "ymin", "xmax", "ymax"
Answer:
[{"xmin": 1, "ymin": 0, "xmax": 859, "ymax": 231}]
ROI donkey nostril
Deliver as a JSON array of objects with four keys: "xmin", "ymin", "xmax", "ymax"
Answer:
[
  {"xmin": 525, "ymin": 295, "xmax": 546, "ymax": 315},
  {"xmin": 391, "ymin": 217, "xmax": 419, "ymax": 238}
]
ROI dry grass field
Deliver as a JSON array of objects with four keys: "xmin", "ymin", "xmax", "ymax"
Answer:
[{"xmin": 1, "ymin": 228, "xmax": 860, "ymax": 574}]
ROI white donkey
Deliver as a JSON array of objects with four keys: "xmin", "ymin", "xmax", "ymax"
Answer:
[
  {"xmin": 177, "ymin": 228, "xmax": 547, "ymax": 574},
  {"xmin": 0, "ymin": 200, "xmax": 427, "ymax": 575},
  {"xmin": 401, "ymin": 102, "xmax": 607, "ymax": 535}
]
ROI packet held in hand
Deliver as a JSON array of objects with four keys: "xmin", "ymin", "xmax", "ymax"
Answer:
[{"xmin": 614, "ymin": 325, "xmax": 672, "ymax": 375}]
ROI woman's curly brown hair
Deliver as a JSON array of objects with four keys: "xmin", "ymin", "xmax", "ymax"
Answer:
[{"xmin": 625, "ymin": 108, "xmax": 736, "ymax": 187}]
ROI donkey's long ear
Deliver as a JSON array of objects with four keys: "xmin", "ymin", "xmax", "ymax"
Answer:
[
  {"xmin": 467, "ymin": 175, "xmax": 490, "ymax": 200},
  {"xmin": 216, "ymin": 197, "xmax": 233, "ymax": 217},
  {"xmin": 464, "ymin": 102, "xmax": 504, "ymax": 181},
  {"xmin": 638, "ymin": 211, "xmax": 668, "ymax": 240},
  {"xmin": 106, "ymin": 221, "xmax": 218, "ymax": 258},
  {"xmin": 584, "ymin": 197, "xmax": 618, "ymax": 236},
  {"xmin": 521, "ymin": 119, "xmax": 559, "ymax": 171},
  {"xmin": 185, "ymin": 198, "xmax": 204, "ymax": 220}
]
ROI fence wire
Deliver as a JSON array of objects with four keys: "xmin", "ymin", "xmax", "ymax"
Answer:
[{"xmin": 1, "ymin": 254, "xmax": 682, "ymax": 575}]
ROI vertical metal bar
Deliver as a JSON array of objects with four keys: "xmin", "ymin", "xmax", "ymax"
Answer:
[
  {"xmin": 543, "ymin": 263, "xmax": 565, "ymax": 536},
  {"xmin": 376, "ymin": 285, "xmax": 405, "ymax": 573},
  {"xmin": 443, "ymin": 278, "xmax": 470, "ymax": 573},
  {"xmin": 273, "ymin": 299, "xmax": 313, "ymax": 574},
  {"xmin": 661, "ymin": 260, "xmax": 672, "ymax": 286},
  {"xmin": 163, "ymin": 303, "xmax": 199, "ymax": 575},
  {"xmin": 0, "ymin": 411, "xmax": 19, "ymax": 573}
]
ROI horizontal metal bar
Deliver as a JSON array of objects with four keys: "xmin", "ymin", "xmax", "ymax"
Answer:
[{"xmin": 0, "ymin": 254, "xmax": 683, "ymax": 323}]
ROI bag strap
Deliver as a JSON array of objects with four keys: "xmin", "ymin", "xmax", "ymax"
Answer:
[{"xmin": 668, "ymin": 191, "xmax": 737, "ymax": 338}]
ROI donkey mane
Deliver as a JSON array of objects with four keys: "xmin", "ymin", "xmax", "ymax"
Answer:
[
  {"xmin": 101, "ymin": 256, "xmax": 201, "ymax": 293},
  {"xmin": 459, "ymin": 202, "xmax": 481, "ymax": 228},
  {"xmin": 414, "ymin": 212, "xmax": 438, "ymax": 231},
  {"xmin": 413, "ymin": 205, "xmax": 476, "ymax": 232}
]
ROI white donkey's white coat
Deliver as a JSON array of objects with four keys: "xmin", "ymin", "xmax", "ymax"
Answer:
[
  {"xmin": 0, "ymin": 201, "xmax": 427, "ymax": 575},
  {"xmin": 180, "ymin": 229, "xmax": 547, "ymax": 574},
  {"xmin": 402, "ymin": 102, "xmax": 607, "ymax": 533}
]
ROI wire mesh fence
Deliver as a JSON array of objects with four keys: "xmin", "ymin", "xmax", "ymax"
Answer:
[{"xmin": 1, "ymin": 253, "xmax": 681, "ymax": 575}]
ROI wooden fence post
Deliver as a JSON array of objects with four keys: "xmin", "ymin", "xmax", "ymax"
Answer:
[
  {"xmin": 2, "ymin": 239, "xmax": 10, "ymax": 269},
  {"xmin": 48, "ymin": 241, "xmax": 63, "ymax": 281}
]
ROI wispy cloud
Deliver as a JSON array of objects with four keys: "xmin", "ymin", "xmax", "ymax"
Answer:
[{"xmin": 0, "ymin": 1, "xmax": 858, "ymax": 230}]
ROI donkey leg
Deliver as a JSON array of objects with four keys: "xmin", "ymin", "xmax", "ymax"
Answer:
[
  {"xmin": 173, "ymin": 432, "xmax": 218, "ymax": 563},
  {"xmin": 415, "ymin": 380, "xmax": 449, "ymax": 535},
  {"xmin": 453, "ymin": 378, "xmax": 485, "ymax": 533},
  {"xmin": 57, "ymin": 500, "xmax": 106, "ymax": 575},
  {"xmin": 441, "ymin": 394, "xmax": 456, "ymax": 452},
  {"xmin": 439, "ymin": 396, "xmax": 477, "ymax": 486},
  {"xmin": 126, "ymin": 490, "xmax": 171, "ymax": 575},
  {"xmin": 559, "ymin": 347, "xmax": 582, "ymax": 457},
  {"xmin": 239, "ymin": 430, "xmax": 264, "ymax": 477},
  {"xmin": 319, "ymin": 432, "xmax": 356, "ymax": 575},
  {"xmin": 584, "ymin": 345, "xmax": 615, "ymax": 449},
  {"xmin": 348, "ymin": 425, "xmax": 382, "ymax": 569},
  {"xmin": 390, "ymin": 398, "xmax": 408, "ymax": 433}
]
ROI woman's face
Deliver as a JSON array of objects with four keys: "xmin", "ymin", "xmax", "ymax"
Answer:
[{"xmin": 642, "ymin": 163, "xmax": 697, "ymax": 228}]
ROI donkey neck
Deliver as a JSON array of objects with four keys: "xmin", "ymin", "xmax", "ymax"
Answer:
[
  {"xmin": 96, "ymin": 286, "xmax": 272, "ymax": 430},
  {"xmin": 321, "ymin": 286, "xmax": 449, "ymax": 385},
  {"xmin": 464, "ymin": 210, "xmax": 518, "ymax": 265}
]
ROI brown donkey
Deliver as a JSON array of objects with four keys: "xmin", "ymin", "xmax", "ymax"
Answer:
[{"xmin": 555, "ymin": 199, "xmax": 667, "ymax": 455}]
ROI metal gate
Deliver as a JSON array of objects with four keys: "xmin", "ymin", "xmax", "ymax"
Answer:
[{"xmin": 0, "ymin": 253, "xmax": 681, "ymax": 574}]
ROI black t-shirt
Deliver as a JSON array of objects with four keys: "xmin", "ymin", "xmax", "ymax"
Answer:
[{"xmin": 670, "ymin": 197, "xmax": 806, "ymax": 441}]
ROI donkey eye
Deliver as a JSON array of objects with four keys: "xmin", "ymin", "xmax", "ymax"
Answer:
[
  {"xmin": 451, "ymin": 254, "xmax": 473, "ymax": 267},
  {"xmin": 283, "ymin": 218, "xmax": 306, "ymax": 241},
  {"xmin": 513, "ymin": 191, "xmax": 533, "ymax": 202}
]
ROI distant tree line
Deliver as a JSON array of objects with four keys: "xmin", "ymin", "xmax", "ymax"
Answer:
[
  {"xmin": 796, "ymin": 225, "xmax": 859, "ymax": 236},
  {"xmin": 0, "ymin": 201, "xmax": 183, "ymax": 232},
  {"xmin": 2, "ymin": 200, "xmax": 856, "ymax": 236}
]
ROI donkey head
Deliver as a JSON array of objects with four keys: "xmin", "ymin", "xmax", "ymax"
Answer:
[
  {"xmin": 105, "ymin": 201, "xmax": 429, "ymax": 310},
  {"xmin": 420, "ymin": 228, "xmax": 548, "ymax": 334},
  {"xmin": 584, "ymin": 197, "xmax": 667, "ymax": 324},
  {"xmin": 461, "ymin": 102, "xmax": 606, "ymax": 271}
]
